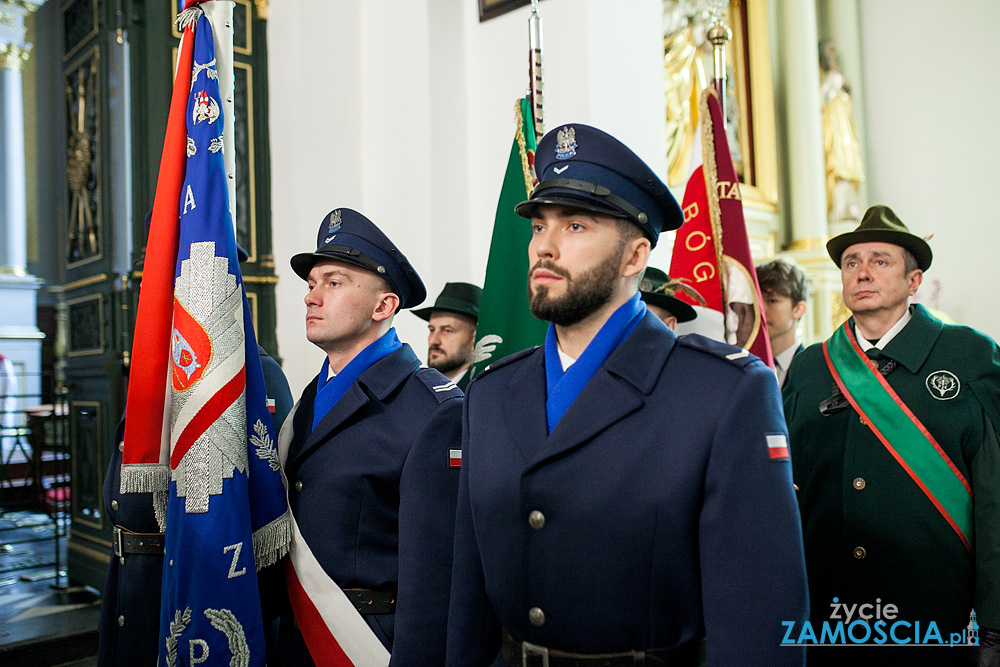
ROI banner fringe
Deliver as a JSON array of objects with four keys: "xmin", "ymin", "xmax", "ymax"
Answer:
[
  {"xmin": 253, "ymin": 508, "xmax": 292, "ymax": 571},
  {"xmin": 120, "ymin": 463, "xmax": 170, "ymax": 494}
]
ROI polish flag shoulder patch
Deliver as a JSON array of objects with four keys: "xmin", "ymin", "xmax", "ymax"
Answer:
[
  {"xmin": 449, "ymin": 449, "xmax": 462, "ymax": 468},
  {"xmin": 766, "ymin": 434, "xmax": 790, "ymax": 461}
]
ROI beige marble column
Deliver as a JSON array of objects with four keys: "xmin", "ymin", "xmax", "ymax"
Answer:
[
  {"xmin": 775, "ymin": 0, "xmax": 845, "ymax": 343},
  {"xmin": 777, "ymin": 0, "xmax": 827, "ymax": 250}
]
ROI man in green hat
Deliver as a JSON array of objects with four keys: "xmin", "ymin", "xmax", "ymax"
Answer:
[
  {"xmin": 639, "ymin": 267, "xmax": 698, "ymax": 331},
  {"xmin": 783, "ymin": 204, "xmax": 1000, "ymax": 665},
  {"xmin": 413, "ymin": 282, "xmax": 482, "ymax": 391}
]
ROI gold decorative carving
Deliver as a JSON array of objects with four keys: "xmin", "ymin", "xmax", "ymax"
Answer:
[
  {"xmin": 65, "ymin": 51, "xmax": 101, "ymax": 266},
  {"xmin": 14, "ymin": 1, "xmax": 44, "ymax": 15},
  {"xmin": 62, "ymin": 272, "xmax": 108, "ymax": 292},
  {"xmin": 253, "ymin": 0, "xmax": 268, "ymax": 20},
  {"xmin": 831, "ymin": 292, "xmax": 851, "ymax": 330},
  {"xmin": 0, "ymin": 41, "xmax": 31, "ymax": 70},
  {"xmin": 787, "ymin": 236, "xmax": 831, "ymax": 253}
]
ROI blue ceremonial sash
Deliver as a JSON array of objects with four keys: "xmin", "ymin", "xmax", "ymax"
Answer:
[
  {"xmin": 312, "ymin": 329, "xmax": 402, "ymax": 430},
  {"xmin": 544, "ymin": 294, "xmax": 646, "ymax": 433}
]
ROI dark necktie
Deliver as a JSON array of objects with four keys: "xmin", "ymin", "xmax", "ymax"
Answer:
[{"xmin": 819, "ymin": 348, "xmax": 897, "ymax": 416}]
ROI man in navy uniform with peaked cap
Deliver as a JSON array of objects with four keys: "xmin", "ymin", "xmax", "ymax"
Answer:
[
  {"xmin": 278, "ymin": 209, "xmax": 463, "ymax": 665},
  {"xmin": 446, "ymin": 124, "xmax": 808, "ymax": 666}
]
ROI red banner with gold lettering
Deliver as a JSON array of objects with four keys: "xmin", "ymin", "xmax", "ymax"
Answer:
[{"xmin": 669, "ymin": 89, "xmax": 773, "ymax": 367}]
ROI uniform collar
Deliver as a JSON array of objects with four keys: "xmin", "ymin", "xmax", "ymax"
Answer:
[
  {"xmin": 601, "ymin": 310, "xmax": 678, "ymax": 394},
  {"xmin": 852, "ymin": 304, "xmax": 941, "ymax": 374},
  {"xmin": 355, "ymin": 344, "xmax": 421, "ymax": 400},
  {"xmin": 854, "ymin": 307, "xmax": 912, "ymax": 351},
  {"xmin": 773, "ymin": 339, "xmax": 801, "ymax": 371}
]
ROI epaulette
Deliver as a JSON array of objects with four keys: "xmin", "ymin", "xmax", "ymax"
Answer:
[
  {"xmin": 415, "ymin": 366, "xmax": 464, "ymax": 402},
  {"xmin": 676, "ymin": 333, "xmax": 759, "ymax": 369},
  {"xmin": 472, "ymin": 345, "xmax": 540, "ymax": 381}
]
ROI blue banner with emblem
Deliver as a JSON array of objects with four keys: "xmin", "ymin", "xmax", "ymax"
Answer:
[{"xmin": 157, "ymin": 7, "xmax": 290, "ymax": 665}]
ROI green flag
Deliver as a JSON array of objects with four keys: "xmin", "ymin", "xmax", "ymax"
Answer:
[{"xmin": 470, "ymin": 99, "xmax": 547, "ymax": 379}]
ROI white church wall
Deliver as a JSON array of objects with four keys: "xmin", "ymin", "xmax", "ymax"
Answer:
[
  {"xmin": 269, "ymin": 0, "xmax": 669, "ymax": 394},
  {"xmin": 858, "ymin": 0, "xmax": 1000, "ymax": 339}
]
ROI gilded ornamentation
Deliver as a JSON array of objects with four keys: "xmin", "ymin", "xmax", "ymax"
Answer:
[
  {"xmin": 820, "ymin": 40, "xmax": 865, "ymax": 224},
  {"xmin": 662, "ymin": 0, "xmax": 743, "ymax": 185},
  {"xmin": 252, "ymin": 0, "xmax": 267, "ymax": 20},
  {"xmin": 65, "ymin": 54, "xmax": 100, "ymax": 263},
  {"xmin": 0, "ymin": 42, "xmax": 31, "ymax": 70}
]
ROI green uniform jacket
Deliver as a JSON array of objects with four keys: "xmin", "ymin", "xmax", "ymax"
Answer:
[{"xmin": 783, "ymin": 305, "xmax": 1000, "ymax": 666}]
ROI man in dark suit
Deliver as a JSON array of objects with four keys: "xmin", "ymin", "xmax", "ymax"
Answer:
[
  {"xmin": 783, "ymin": 206, "xmax": 1000, "ymax": 666},
  {"xmin": 756, "ymin": 259, "xmax": 808, "ymax": 387},
  {"xmin": 446, "ymin": 124, "xmax": 808, "ymax": 666},
  {"xmin": 412, "ymin": 282, "xmax": 482, "ymax": 391},
  {"xmin": 278, "ymin": 208, "xmax": 462, "ymax": 666}
]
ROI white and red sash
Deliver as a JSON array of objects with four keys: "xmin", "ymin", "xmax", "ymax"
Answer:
[{"xmin": 277, "ymin": 402, "xmax": 391, "ymax": 667}]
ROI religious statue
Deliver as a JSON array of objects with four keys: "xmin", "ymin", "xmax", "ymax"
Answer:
[
  {"xmin": 820, "ymin": 40, "xmax": 865, "ymax": 223},
  {"xmin": 663, "ymin": 0, "xmax": 743, "ymax": 185}
]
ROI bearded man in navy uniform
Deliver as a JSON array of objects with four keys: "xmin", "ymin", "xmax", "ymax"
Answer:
[
  {"xmin": 446, "ymin": 124, "xmax": 808, "ymax": 666},
  {"xmin": 278, "ymin": 208, "xmax": 462, "ymax": 666}
]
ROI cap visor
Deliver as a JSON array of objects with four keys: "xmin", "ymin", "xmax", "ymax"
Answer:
[{"xmin": 514, "ymin": 194, "xmax": 628, "ymax": 220}]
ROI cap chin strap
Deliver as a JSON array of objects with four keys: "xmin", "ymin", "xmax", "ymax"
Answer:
[
  {"xmin": 319, "ymin": 244, "xmax": 386, "ymax": 275},
  {"xmin": 530, "ymin": 178, "xmax": 649, "ymax": 226}
]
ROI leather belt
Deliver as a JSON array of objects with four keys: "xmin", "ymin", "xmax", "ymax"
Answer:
[
  {"xmin": 112, "ymin": 526, "xmax": 165, "ymax": 557},
  {"xmin": 502, "ymin": 628, "xmax": 705, "ymax": 667},
  {"xmin": 342, "ymin": 588, "xmax": 396, "ymax": 615}
]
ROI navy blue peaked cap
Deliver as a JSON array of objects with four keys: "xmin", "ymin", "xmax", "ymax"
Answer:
[
  {"xmin": 290, "ymin": 208, "xmax": 427, "ymax": 310},
  {"xmin": 515, "ymin": 124, "xmax": 683, "ymax": 247}
]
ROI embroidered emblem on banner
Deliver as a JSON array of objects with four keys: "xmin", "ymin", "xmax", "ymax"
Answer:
[
  {"xmin": 170, "ymin": 241, "xmax": 248, "ymax": 513},
  {"xmin": 186, "ymin": 137, "xmax": 197, "ymax": 157},
  {"xmin": 555, "ymin": 126, "xmax": 577, "ymax": 159},
  {"xmin": 191, "ymin": 58, "xmax": 218, "ymax": 89},
  {"xmin": 926, "ymin": 370, "xmax": 960, "ymax": 401},
  {"xmin": 172, "ymin": 303, "xmax": 211, "ymax": 391},
  {"xmin": 192, "ymin": 90, "xmax": 220, "ymax": 125},
  {"xmin": 766, "ymin": 434, "xmax": 789, "ymax": 460}
]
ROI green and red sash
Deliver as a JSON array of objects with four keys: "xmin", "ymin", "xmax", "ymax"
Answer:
[{"xmin": 823, "ymin": 322, "xmax": 973, "ymax": 552}]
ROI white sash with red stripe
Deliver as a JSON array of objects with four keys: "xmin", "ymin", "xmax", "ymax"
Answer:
[{"xmin": 277, "ymin": 402, "xmax": 391, "ymax": 667}]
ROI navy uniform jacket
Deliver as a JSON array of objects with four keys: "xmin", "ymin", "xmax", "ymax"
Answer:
[
  {"xmin": 784, "ymin": 305, "xmax": 1000, "ymax": 666},
  {"xmin": 446, "ymin": 312, "xmax": 808, "ymax": 666},
  {"xmin": 97, "ymin": 345, "xmax": 292, "ymax": 667},
  {"xmin": 278, "ymin": 344, "xmax": 462, "ymax": 666}
]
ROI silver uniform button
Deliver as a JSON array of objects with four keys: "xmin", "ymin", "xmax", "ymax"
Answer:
[
  {"xmin": 528, "ymin": 510, "xmax": 545, "ymax": 530},
  {"xmin": 119, "ymin": 441, "xmax": 124, "ymax": 452},
  {"xmin": 118, "ymin": 615, "xmax": 125, "ymax": 627},
  {"xmin": 294, "ymin": 480, "xmax": 303, "ymax": 492},
  {"xmin": 111, "ymin": 500, "xmax": 119, "ymax": 511},
  {"xmin": 529, "ymin": 607, "xmax": 545, "ymax": 626}
]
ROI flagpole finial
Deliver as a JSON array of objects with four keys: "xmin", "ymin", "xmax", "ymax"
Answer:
[{"xmin": 706, "ymin": 15, "xmax": 731, "ymax": 127}]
